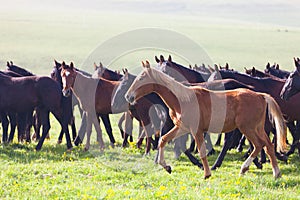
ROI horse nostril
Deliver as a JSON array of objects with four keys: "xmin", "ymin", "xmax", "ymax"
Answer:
[{"xmin": 125, "ymin": 94, "xmax": 134, "ymax": 103}]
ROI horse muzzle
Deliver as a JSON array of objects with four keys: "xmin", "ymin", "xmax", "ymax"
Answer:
[
  {"xmin": 62, "ymin": 89, "xmax": 71, "ymax": 97},
  {"xmin": 125, "ymin": 93, "xmax": 136, "ymax": 105}
]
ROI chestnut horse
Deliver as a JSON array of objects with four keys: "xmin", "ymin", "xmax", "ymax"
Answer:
[
  {"xmin": 60, "ymin": 62, "xmax": 127, "ymax": 150},
  {"xmin": 125, "ymin": 61, "xmax": 287, "ymax": 179}
]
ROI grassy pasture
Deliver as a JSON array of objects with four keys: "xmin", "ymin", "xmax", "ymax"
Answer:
[{"xmin": 0, "ymin": 1, "xmax": 300, "ymax": 199}]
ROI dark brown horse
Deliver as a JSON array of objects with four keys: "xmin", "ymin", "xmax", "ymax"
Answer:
[{"xmin": 0, "ymin": 71, "xmax": 72, "ymax": 150}]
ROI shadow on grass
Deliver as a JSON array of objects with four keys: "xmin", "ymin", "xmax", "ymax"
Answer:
[{"xmin": 0, "ymin": 141, "xmax": 151, "ymax": 164}]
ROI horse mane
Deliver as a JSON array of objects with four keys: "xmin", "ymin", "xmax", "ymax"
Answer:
[
  {"xmin": 146, "ymin": 67, "xmax": 195, "ymax": 102},
  {"xmin": 7, "ymin": 64, "xmax": 34, "ymax": 76}
]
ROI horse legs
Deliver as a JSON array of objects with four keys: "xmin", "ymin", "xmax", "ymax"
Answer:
[
  {"xmin": 194, "ymin": 131, "xmax": 211, "ymax": 179},
  {"xmin": 92, "ymin": 114, "xmax": 105, "ymax": 150},
  {"xmin": 215, "ymin": 134, "xmax": 222, "ymax": 146},
  {"xmin": 51, "ymin": 109, "xmax": 73, "ymax": 150},
  {"xmin": 70, "ymin": 116, "xmax": 77, "ymax": 141},
  {"xmin": 25, "ymin": 111, "xmax": 34, "ymax": 143},
  {"xmin": 1, "ymin": 113, "xmax": 9, "ymax": 143},
  {"xmin": 7, "ymin": 113, "xmax": 17, "ymax": 143},
  {"xmin": 84, "ymin": 113, "xmax": 93, "ymax": 151},
  {"xmin": 33, "ymin": 111, "xmax": 41, "ymax": 141},
  {"xmin": 122, "ymin": 112, "xmax": 133, "ymax": 147},
  {"xmin": 118, "ymin": 113, "xmax": 126, "ymax": 139},
  {"xmin": 205, "ymin": 133, "xmax": 215, "ymax": 156},
  {"xmin": 237, "ymin": 135, "xmax": 246, "ymax": 152},
  {"xmin": 212, "ymin": 131, "xmax": 235, "ymax": 170},
  {"xmin": 99, "ymin": 114, "xmax": 115, "ymax": 148},
  {"xmin": 16, "ymin": 112, "xmax": 27, "ymax": 143},
  {"xmin": 158, "ymin": 125, "xmax": 181, "ymax": 173},
  {"xmin": 174, "ymin": 134, "xmax": 188, "ymax": 159},
  {"xmin": 74, "ymin": 111, "xmax": 87, "ymax": 146},
  {"xmin": 261, "ymin": 131, "xmax": 281, "ymax": 178},
  {"xmin": 287, "ymin": 120, "xmax": 300, "ymax": 156},
  {"xmin": 35, "ymin": 109, "xmax": 51, "ymax": 151}
]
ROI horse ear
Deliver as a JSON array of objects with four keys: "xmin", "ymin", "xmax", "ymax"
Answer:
[
  {"xmin": 168, "ymin": 55, "xmax": 172, "ymax": 62},
  {"xmin": 70, "ymin": 62, "xmax": 74, "ymax": 70},
  {"xmin": 266, "ymin": 62, "xmax": 270, "ymax": 69},
  {"xmin": 10, "ymin": 61, "xmax": 13, "ymax": 65},
  {"xmin": 145, "ymin": 60, "xmax": 150, "ymax": 68},
  {"xmin": 99, "ymin": 62, "xmax": 103, "ymax": 68},
  {"xmin": 276, "ymin": 64, "xmax": 279, "ymax": 70},
  {"xmin": 155, "ymin": 56, "xmax": 160, "ymax": 63},
  {"xmin": 214, "ymin": 64, "xmax": 219, "ymax": 72},
  {"xmin": 61, "ymin": 61, "xmax": 66, "ymax": 69},
  {"xmin": 295, "ymin": 58, "xmax": 300, "ymax": 71},
  {"xmin": 6, "ymin": 61, "xmax": 10, "ymax": 67},
  {"xmin": 142, "ymin": 61, "xmax": 145, "ymax": 68},
  {"xmin": 225, "ymin": 63, "xmax": 229, "ymax": 70},
  {"xmin": 189, "ymin": 64, "xmax": 192, "ymax": 69},
  {"xmin": 160, "ymin": 55, "xmax": 165, "ymax": 62},
  {"xmin": 54, "ymin": 59, "xmax": 60, "ymax": 67},
  {"xmin": 94, "ymin": 62, "xmax": 98, "ymax": 70},
  {"xmin": 252, "ymin": 67, "xmax": 256, "ymax": 74}
]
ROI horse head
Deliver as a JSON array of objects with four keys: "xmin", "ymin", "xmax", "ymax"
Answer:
[
  {"xmin": 280, "ymin": 58, "xmax": 300, "ymax": 100},
  {"xmin": 61, "ymin": 62, "xmax": 76, "ymax": 97}
]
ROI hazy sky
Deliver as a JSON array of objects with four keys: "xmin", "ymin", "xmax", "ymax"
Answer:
[{"xmin": 1, "ymin": 0, "xmax": 299, "ymax": 27}]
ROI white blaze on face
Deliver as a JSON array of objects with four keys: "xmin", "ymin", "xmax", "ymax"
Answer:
[{"xmin": 62, "ymin": 71, "xmax": 71, "ymax": 90}]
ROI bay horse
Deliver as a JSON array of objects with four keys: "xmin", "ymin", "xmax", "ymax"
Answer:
[
  {"xmin": 280, "ymin": 57, "xmax": 300, "ymax": 156},
  {"xmin": 51, "ymin": 60, "xmax": 77, "ymax": 143},
  {"xmin": 52, "ymin": 61, "xmax": 118, "ymax": 148},
  {"xmin": 92, "ymin": 62, "xmax": 133, "ymax": 143},
  {"xmin": 125, "ymin": 61, "xmax": 287, "ymax": 179}
]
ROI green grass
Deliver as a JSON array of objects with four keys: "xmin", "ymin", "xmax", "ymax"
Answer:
[
  {"xmin": 1, "ymin": 1, "xmax": 300, "ymax": 199},
  {"xmin": 0, "ymin": 135, "xmax": 299, "ymax": 199}
]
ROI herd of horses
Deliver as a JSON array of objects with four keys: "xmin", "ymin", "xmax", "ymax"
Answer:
[{"xmin": 1, "ymin": 55, "xmax": 300, "ymax": 179}]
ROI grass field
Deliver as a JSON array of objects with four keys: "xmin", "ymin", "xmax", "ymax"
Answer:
[{"xmin": 0, "ymin": 1, "xmax": 300, "ymax": 199}]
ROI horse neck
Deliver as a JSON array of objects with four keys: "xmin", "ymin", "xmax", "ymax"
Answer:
[
  {"xmin": 72, "ymin": 72, "xmax": 96, "ymax": 99},
  {"xmin": 172, "ymin": 62, "xmax": 206, "ymax": 82},
  {"xmin": 152, "ymin": 84, "xmax": 181, "ymax": 112},
  {"xmin": 150, "ymin": 70, "xmax": 194, "ymax": 110},
  {"xmin": 104, "ymin": 69, "xmax": 122, "ymax": 81}
]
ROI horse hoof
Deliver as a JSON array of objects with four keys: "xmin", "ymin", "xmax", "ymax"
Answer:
[
  {"xmin": 164, "ymin": 166, "xmax": 172, "ymax": 174},
  {"xmin": 256, "ymin": 162, "xmax": 263, "ymax": 169},
  {"xmin": 211, "ymin": 165, "xmax": 218, "ymax": 170},
  {"xmin": 207, "ymin": 149, "xmax": 216, "ymax": 156},
  {"xmin": 204, "ymin": 174, "xmax": 211, "ymax": 179},
  {"xmin": 84, "ymin": 147, "xmax": 89, "ymax": 151},
  {"xmin": 275, "ymin": 172, "xmax": 282, "ymax": 179},
  {"xmin": 110, "ymin": 142, "xmax": 115, "ymax": 148},
  {"xmin": 240, "ymin": 166, "xmax": 249, "ymax": 175},
  {"xmin": 276, "ymin": 153, "xmax": 288, "ymax": 163},
  {"xmin": 143, "ymin": 152, "xmax": 150, "ymax": 157},
  {"xmin": 57, "ymin": 140, "xmax": 62, "ymax": 144},
  {"xmin": 66, "ymin": 147, "xmax": 73, "ymax": 152}
]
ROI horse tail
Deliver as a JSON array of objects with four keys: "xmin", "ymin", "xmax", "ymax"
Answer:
[{"xmin": 263, "ymin": 94, "xmax": 287, "ymax": 153}]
